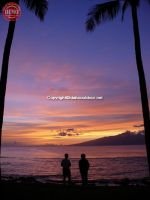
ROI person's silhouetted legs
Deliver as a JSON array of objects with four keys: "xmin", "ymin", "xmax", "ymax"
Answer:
[{"xmin": 79, "ymin": 154, "xmax": 90, "ymax": 186}]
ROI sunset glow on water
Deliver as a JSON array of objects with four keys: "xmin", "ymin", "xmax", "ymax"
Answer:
[{"xmin": 1, "ymin": 145, "xmax": 149, "ymax": 180}]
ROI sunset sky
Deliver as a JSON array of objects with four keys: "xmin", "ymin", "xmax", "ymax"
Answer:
[{"xmin": 0, "ymin": 0, "xmax": 150, "ymax": 145}]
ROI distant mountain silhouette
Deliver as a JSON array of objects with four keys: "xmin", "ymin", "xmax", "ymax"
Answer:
[{"xmin": 73, "ymin": 131, "xmax": 145, "ymax": 146}]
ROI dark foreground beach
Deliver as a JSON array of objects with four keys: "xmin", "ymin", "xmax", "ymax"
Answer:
[{"xmin": 1, "ymin": 177, "xmax": 150, "ymax": 200}]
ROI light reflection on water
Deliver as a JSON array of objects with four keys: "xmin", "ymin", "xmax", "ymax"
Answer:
[{"xmin": 1, "ymin": 145, "xmax": 149, "ymax": 180}]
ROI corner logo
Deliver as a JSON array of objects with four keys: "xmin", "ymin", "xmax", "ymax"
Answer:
[{"xmin": 2, "ymin": 2, "xmax": 21, "ymax": 21}]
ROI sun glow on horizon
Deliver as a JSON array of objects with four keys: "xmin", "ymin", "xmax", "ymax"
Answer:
[{"xmin": 2, "ymin": 121, "xmax": 143, "ymax": 145}]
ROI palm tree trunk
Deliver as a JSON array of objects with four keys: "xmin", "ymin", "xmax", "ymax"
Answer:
[
  {"xmin": 0, "ymin": 21, "xmax": 16, "ymax": 179},
  {"xmin": 131, "ymin": 5, "xmax": 150, "ymax": 175}
]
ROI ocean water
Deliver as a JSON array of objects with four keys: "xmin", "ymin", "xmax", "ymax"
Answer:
[{"xmin": 1, "ymin": 145, "xmax": 149, "ymax": 181}]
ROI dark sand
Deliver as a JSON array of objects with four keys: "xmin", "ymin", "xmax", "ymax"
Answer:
[{"xmin": 1, "ymin": 180, "xmax": 150, "ymax": 200}]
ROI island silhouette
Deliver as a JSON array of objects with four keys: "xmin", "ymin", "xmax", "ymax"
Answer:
[{"xmin": 72, "ymin": 131, "xmax": 145, "ymax": 146}]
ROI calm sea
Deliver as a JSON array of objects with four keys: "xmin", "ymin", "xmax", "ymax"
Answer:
[{"xmin": 1, "ymin": 145, "xmax": 149, "ymax": 181}]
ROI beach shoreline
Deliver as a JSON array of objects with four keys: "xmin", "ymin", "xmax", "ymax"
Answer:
[
  {"xmin": 2, "ymin": 175, "xmax": 150, "ymax": 186},
  {"xmin": 1, "ymin": 178, "xmax": 150, "ymax": 200}
]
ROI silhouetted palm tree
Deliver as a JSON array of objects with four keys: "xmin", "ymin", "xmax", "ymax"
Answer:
[
  {"xmin": 0, "ymin": 0, "xmax": 48, "ymax": 158},
  {"xmin": 86, "ymin": 0, "xmax": 150, "ymax": 174}
]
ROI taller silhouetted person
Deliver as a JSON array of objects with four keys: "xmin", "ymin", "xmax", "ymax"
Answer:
[
  {"xmin": 79, "ymin": 153, "xmax": 89, "ymax": 186},
  {"xmin": 61, "ymin": 153, "xmax": 71, "ymax": 184}
]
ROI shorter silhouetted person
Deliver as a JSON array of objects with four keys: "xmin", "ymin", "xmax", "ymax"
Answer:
[
  {"xmin": 79, "ymin": 153, "xmax": 89, "ymax": 186},
  {"xmin": 61, "ymin": 153, "xmax": 71, "ymax": 184}
]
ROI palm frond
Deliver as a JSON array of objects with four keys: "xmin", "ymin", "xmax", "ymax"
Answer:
[
  {"xmin": 128, "ymin": 0, "xmax": 140, "ymax": 7},
  {"xmin": 0, "ymin": 0, "xmax": 9, "ymax": 13},
  {"xmin": 122, "ymin": 0, "xmax": 129, "ymax": 21},
  {"xmin": 23, "ymin": 0, "xmax": 48, "ymax": 21},
  {"xmin": 86, "ymin": 0, "xmax": 120, "ymax": 31}
]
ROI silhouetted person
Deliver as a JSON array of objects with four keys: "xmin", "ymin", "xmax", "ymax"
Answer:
[
  {"xmin": 61, "ymin": 153, "xmax": 71, "ymax": 184},
  {"xmin": 79, "ymin": 153, "xmax": 89, "ymax": 186}
]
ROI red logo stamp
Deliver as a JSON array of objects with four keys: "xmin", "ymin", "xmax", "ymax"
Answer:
[{"xmin": 2, "ymin": 2, "xmax": 21, "ymax": 21}]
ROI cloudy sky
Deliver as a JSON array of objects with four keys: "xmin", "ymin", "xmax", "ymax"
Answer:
[{"xmin": 0, "ymin": 0, "xmax": 150, "ymax": 145}]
